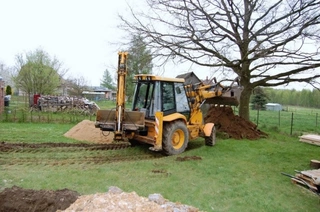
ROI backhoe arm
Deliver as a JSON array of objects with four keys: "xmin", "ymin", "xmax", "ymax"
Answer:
[{"xmin": 115, "ymin": 52, "xmax": 128, "ymax": 140}]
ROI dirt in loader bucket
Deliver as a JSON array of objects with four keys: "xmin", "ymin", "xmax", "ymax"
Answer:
[{"xmin": 204, "ymin": 105, "xmax": 267, "ymax": 139}]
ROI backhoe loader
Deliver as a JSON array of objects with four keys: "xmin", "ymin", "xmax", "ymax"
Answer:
[{"xmin": 95, "ymin": 52, "xmax": 242, "ymax": 155}]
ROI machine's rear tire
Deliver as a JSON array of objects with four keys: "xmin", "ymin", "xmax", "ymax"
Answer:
[
  {"xmin": 162, "ymin": 121, "xmax": 189, "ymax": 155},
  {"xmin": 205, "ymin": 126, "xmax": 216, "ymax": 146}
]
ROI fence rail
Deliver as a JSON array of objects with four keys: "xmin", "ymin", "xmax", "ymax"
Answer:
[
  {"xmin": 0, "ymin": 108, "xmax": 95, "ymax": 124},
  {"xmin": 2, "ymin": 102, "xmax": 320, "ymax": 136},
  {"xmin": 248, "ymin": 107, "xmax": 320, "ymax": 135}
]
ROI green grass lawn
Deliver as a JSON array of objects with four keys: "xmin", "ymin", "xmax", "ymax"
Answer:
[{"xmin": 0, "ymin": 122, "xmax": 319, "ymax": 211}]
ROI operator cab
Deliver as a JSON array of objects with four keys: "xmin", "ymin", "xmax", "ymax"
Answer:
[{"xmin": 132, "ymin": 75, "xmax": 190, "ymax": 119}]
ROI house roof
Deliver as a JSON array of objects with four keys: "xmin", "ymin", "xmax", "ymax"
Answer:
[
  {"xmin": 176, "ymin": 72, "xmax": 201, "ymax": 85},
  {"xmin": 92, "ymin": 86, "xmax": 113, "ymax": 92}
]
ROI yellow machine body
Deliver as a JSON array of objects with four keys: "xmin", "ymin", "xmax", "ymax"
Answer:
[{"xmin": 95, "ymin": 52, "xmax": 242, "ymax": 155}]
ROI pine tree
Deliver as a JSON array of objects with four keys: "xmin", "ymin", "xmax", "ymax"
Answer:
[
  {"xmin": 100, "ymin": 69, "xmax": 115, "ymax": 90},
  {"xmin": 251, "ymin": 87, "xmax": 269, "ymax": 110},
  {"xmin": 126, "ymin": 34, "xmax": 153, "ymax": 101},
  {"xmin": 5, "ymin": 85, "xmax": 12, "ymax": 95}
]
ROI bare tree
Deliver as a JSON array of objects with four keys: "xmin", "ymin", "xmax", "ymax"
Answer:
[
  {"xmin": 0, "ymin": 61, "xmax": 14, "ymax": 88},
  {"xmin": 119, "ymin": 0, "xmax": 320, "ymax": 120},
  {"xmin": 67, "ymin": 76, "xmax": 89, "ymax": 96}
]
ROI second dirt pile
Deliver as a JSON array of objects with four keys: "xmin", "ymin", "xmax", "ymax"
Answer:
[{"xmin": 204, "ymin": 106, "xmax": 267, "ymax": 139}]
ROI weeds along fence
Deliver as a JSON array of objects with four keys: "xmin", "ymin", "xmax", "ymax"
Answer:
[
  {"xmin": 246, "ymin": 106, "xmax": 320, "ymax": 135},
  {"xmin": 0, "ymin": 108, "xmax": 96, "ymax": 124}
]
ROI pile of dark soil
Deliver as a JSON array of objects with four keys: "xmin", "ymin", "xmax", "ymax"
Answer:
[
  {"xmin": 204, "ymin": 106, "xmax": 267, "ymax": 139},
  {"xmin": 0, "ymin": 186, "xmax": 79, "ymax": 212}
]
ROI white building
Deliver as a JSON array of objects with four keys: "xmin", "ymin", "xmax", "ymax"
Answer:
[{"xmin": 265, "ymin": 103, "xmax": 282, "ymax": 111}]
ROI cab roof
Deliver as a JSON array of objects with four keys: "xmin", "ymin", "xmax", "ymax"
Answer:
[{"xmin": 134, "ymin": 74, "xmax": 185, "ymax": 83}]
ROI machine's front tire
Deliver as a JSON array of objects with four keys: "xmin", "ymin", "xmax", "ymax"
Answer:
[
  {"xmin": 205, "ymin": 126, "xmax": 216, "ymax": 146},
  {"xmin": 162, "ymin": 121, "xmax": 189, "ymax": 155}
]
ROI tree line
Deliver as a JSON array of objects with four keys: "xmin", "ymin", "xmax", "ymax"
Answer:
[
  {"xmin": 264, "ymin": 88, "xmax": 320, "ymax": 108},
  {"xmin": 251, "ymin": 87, "xmax": 320, "ymax": 109}
]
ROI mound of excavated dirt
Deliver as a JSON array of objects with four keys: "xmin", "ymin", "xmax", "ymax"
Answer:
[
  {"xmin": 204, "ymin": 106, "xmax": 267, "ymax": 139},
  {"xmin": 0, "ymin": 186, "xmax": 79, "ymax": 212},
  {"xmin": 0, "ymin": 186, "xmax": 199, "ymax": 212},
  {"xmin": 64, "ymin": 120, "xmax": 113, "ymax": 143}
]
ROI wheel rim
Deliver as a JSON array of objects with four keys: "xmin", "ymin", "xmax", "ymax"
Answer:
[{"xmin": 171, "ymin": 129, "xmax": 185, "ymax": 149}]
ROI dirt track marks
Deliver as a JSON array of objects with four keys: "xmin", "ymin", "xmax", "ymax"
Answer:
[{"xmin": 0, "ymin": 142, "xmax": 162, "ymax": 166}]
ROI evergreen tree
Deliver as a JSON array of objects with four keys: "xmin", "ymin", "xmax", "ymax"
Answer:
[
  {"xmin": 5, "ymin": 85, "xmax": 12, "ymax": 95},
  {"xmin": 126, "ymin": 34, "xmax": 153, "ymax": 101},
  {"xmin": 251, "ymin": 87, "xmax": 269, "ymax": 110},
  {"xmin": 101, "ymin": 69, "xmax": 115, "ymax": 90}
]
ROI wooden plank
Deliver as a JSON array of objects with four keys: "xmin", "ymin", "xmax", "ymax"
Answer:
[
  {"xmin": 291, "ymin": 178, "xmax": 318, "ymax": 191},
  {"xmin": 300, "ymin": 170, "xmax": 320, "ymax": 185},
  {"xmin": 299, "ymin": 138, "xmax": 320, "ymax": 146},
  {"xmin": 299, "ymin": 134, "xmax": 320, "ymax": 146},
  {"xmin": 295, "ymin": 174, "xmax": 316, "ymax": 186},
  {"xmin": 300, "ymin": 134, "xmax": 320, "ymax": 142}
]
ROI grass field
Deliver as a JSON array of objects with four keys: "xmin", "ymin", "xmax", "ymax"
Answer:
[{"xmin": 0, "ymin": 122, "xmax": 319, "ymax": 211}]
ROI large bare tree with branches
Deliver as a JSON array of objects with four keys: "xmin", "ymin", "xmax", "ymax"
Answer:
[{"xmin": 119, "ymin": 0, "xmax": 320, "ymax": 120}]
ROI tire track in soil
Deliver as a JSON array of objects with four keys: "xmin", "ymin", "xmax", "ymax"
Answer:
[{"xmin": 0, "ymin": 142, "xmax": 162, "ymax": 166}]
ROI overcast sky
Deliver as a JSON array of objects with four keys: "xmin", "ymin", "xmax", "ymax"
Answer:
[
  {"xmin": 0, "ymin": 0, "xmax": 144, "ymax": 86},
  {"xmin": 0, "ymin": 0, "xmax": 314, "ymax": 90}
]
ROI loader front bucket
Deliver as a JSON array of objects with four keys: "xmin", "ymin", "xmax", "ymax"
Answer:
[
  {"xmin": 205, "ymin": 85, "xmax": 242, "ymax": 106},
  {"xmin": 205, "ymin": 96, "xmax": 239, "ymax": 106}
]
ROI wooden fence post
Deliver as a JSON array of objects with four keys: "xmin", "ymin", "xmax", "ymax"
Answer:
[{"xmin": 256, "ymin": 107, "xmax": 260, "ymax": 127}]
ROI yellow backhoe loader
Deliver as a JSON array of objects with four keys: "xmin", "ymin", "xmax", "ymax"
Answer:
[{"xmin": 95, "ymin": 52, "xmax": 242, "ymax": 155}]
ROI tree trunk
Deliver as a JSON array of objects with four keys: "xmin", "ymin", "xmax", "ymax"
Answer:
[{"xmin": 238, "ymin": 86, "xmax": 253, "ymax": 121}]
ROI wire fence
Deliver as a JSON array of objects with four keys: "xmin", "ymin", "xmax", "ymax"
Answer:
[
  {"xmin": 246, "ymin": 107, "xmax": 320, "ymax": 135},
  {"xmin": 2, "ymin": 101, "xmax": 320, "ymax": 136},
  {"xmin": 0, "ymin": 108, "xmax": 95, "ymax": 124}
]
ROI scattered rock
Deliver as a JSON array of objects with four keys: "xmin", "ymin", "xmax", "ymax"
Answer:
[{"xmin": 61, "ymin": 186, "xmax": 200, "ymax": 212}]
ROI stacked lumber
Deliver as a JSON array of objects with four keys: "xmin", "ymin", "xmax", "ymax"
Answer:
[
  {"xmin": 290, "ymin": 169, "xmax": 320, "ymax": 195},
  {"xmin": 299, "ymin": 134, "xmax": 320, "ymax": 146},
  {"xmin": 32, "ymin": 95, "xmax": 100, "ymax": 115}
]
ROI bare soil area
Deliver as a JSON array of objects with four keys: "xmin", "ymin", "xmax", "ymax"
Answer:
[{"xmin": 0, "ymin": 186, "xmax": 79, "ymax": 212}]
